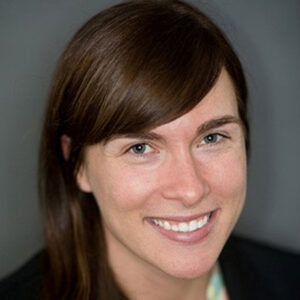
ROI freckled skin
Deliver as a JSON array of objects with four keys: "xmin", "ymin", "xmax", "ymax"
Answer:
[{"xmin": 77, "ymin": 69, "xmax": 247, "ymax": 299}]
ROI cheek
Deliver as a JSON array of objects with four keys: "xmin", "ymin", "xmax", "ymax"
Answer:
[
  {"xmin": 203, "ymin": 148, "xmax": 247, "ymax": 201},
  {"xmin": 89, "ymin": 163, "xmax": 157, "ymax": 212}
]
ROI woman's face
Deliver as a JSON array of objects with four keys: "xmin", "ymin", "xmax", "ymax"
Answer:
[{"xmin": 77, "ymin": 69, "xmax": 247, "ymax": 280}]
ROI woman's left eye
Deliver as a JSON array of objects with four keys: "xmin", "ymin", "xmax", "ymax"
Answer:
[
  {"xmin": 202, "ymin": 133, "xmax": 225, "ymax": 144},
  {"xmin": 128, "ymin": 143, "xmax": 152, "ymax": 155}
]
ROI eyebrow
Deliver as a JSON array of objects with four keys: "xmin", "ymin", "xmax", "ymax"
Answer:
[
  {"xmin": 196, "ymin": 115, "xmax": 242, "ymax": 136},
  {"xmin": 104, "ymin": 131, "xmax": 163, "ymax": 145},
  {"xmin": 105, "ymin": 115, "xmax": 242, "ymax": 144}
]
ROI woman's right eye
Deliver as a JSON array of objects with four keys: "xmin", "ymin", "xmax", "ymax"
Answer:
[{"xmin": 128, "ymin": 143, "xmax": 152, "ymax": 155}]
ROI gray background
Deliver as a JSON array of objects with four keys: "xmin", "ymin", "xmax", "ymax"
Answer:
[{"xmin": 0, "ymin": 0, "xmax": 299, "ymax": 280}]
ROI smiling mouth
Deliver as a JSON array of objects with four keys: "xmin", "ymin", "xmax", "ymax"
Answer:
[{"xmin": 150, "ymin": 212, "xmax": 213, "ymax": 233}]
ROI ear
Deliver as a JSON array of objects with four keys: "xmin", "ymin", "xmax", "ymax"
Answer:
[
  {"xmin": 61, "ymin": 134, "xmax": 71, "ymax": 160},
  {"xmin": 76, "ymin": 163, "xmax": 93, "ymax": 193},
  {"xmin": 61, "ymin": 134, "xmax": 92, "ymax": 193}
]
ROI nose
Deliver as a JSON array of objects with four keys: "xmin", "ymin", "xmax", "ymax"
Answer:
[{"xmin": 161, "ymin": 153, "xmax": 209, "ymax": 207}]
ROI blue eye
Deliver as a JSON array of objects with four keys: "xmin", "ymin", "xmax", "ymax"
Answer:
[
  {"xmin": 203, "ymin": 134, "xmax": 220, "ymax": 144},
  {"xmin": 130, "ymin": 143, "xmax": 149, "ymax": 154}
]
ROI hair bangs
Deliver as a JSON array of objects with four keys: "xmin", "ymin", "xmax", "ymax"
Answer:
[{"xmin": 83, "ymin": 7, "xmax": 224, "ymax": 144}]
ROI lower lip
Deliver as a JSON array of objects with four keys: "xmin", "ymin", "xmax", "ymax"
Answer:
[{"xmin": 147, "ymin": 209, "xmax": 218, "ymax": 245}]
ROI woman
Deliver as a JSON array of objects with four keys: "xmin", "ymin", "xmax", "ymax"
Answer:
[{"xmin": 0, "ymin": 1, "xmax": 299, "ymax": 299}]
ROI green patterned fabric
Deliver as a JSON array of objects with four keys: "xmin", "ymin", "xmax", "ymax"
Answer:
[{"xmin": 206, "ymin": 264, "xmax": 229, "ymax": 300}]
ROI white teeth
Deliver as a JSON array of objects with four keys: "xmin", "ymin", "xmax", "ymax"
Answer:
[
  {"xmin": 152, "ymin": 213, "xmax": 210, "ymax": 233},
  {"xmin": 164, "ymin": 221, "xmax": 171, "ymax": 230},
  {"xmin": 189, "ymin": 220, "xmax": 198, "ymax": 231},
  {"xmin": 178, "ymin": 222, "xmax": 189, "ymax": 232},
  {"xmin": 171, "ymin": 224, "xmax": 179, "ymax": 231},
  {"xmin": 198, "ymin": 219, "xmax": 204, "ymax": 227}
]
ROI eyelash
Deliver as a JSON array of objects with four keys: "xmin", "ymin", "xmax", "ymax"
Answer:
[
  {"xmin": 126, "ymin": 133, "xmax": 229, "ymax": 157},
  {"xmin": 199, "ymin": 133, "xmax": 229, "ymax": 146},
  {"xmin": 126, "ymin": 143, "xmax": 155, "ymax": 161},
  {"xmin": 128, "ymin": 143, "xmax": 152, "ymax": 156}
]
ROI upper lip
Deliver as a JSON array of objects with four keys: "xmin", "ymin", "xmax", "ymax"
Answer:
[{"xmin": 148, "ymin": 209, "xmax": 216, "ymax": 222}]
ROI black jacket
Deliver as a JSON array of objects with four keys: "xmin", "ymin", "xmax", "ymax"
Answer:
[{"xmin": 0, "ymin": 235, "xmax": 299, "ymax": 300}]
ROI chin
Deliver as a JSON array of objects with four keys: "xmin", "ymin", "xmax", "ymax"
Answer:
[{"xmin": 160, "ymin": 253, "xmax": 217, "ymax": 280}]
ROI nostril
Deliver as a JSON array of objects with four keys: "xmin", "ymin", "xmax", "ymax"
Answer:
[
  {"xmin": 161, "ymin": 156, "xmax": 209, "ymax": 204},
  {"xmin": 162, "ymin": 179, "xmax": 208, "ymax": 206}
]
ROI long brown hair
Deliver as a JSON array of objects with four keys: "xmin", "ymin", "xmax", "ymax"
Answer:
[{"xmin": 39, "ymin": 0, "xmax": 249, "ymax": 299}]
